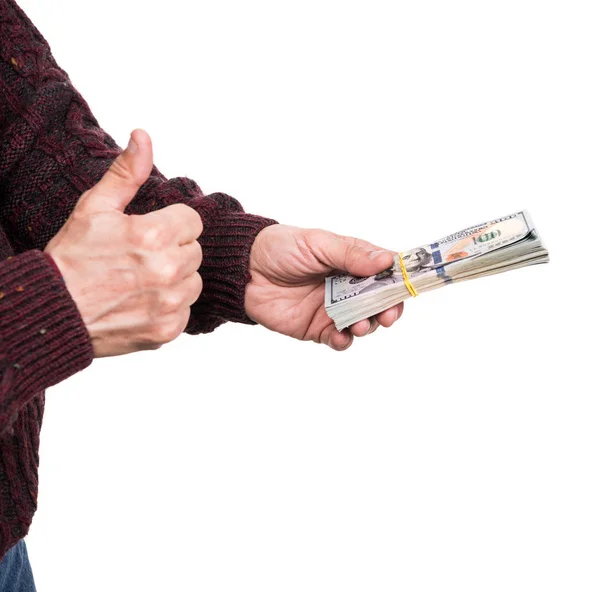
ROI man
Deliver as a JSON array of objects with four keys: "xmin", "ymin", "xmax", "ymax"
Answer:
[
  {"xmin": 0, "ymin": 0, "xmax": 403, "ymax": 587},
  {"xmin": 402, "ymin": 247, "xmax": 435, "ymax": 275}
]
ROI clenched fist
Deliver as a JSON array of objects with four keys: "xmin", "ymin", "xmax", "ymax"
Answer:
[{"xmin": 44, "ymin": 129, "xmax": 204, "ymax": 358}]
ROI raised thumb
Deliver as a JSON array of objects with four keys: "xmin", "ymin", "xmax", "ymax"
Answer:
[{"xmin": 76, "ymin": 128, "xmax": 153, "ymax": 214}]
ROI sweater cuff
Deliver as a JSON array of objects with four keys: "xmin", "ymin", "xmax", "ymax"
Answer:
[
  {"xmin": 0, "ymin": 250, "xmax": 94, "ymax": 402},
  {"xmin": 188, "ymin": 208, "xmax": 278, "ymax": 333}
]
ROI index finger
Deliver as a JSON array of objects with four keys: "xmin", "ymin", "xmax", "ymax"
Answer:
[{"xmin": 142, "ymin": 203, "xmax": 204, "ymax": 245}]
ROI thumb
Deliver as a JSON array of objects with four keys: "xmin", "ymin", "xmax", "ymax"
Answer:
[
  {"xmin": 76, "ymin": 128, "xmax": 154, "ymax": 214},
  {"xmin": 317, "ymin": 232, "xmax": 395, "ymax": 277}
]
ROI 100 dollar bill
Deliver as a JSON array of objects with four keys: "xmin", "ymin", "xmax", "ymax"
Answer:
[{"xmin": 325, "ymin": 211, "xmax": 548, "ymax": 328}]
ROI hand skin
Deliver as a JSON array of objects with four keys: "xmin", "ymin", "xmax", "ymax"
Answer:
[
  {"xmin": 245, "ymin": 224, "xmax": 404, "ymax": 351},
  {"xmin": 44, "ymin": 129, "xmax": 204, "ymax": 358}
]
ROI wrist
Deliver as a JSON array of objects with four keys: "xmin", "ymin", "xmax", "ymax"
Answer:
[
  {"xmin": 249, "ymin": 223, "xmax": 282, "ymax": 274},
  {"xmin": 187, "ymin": 205, "xmax": 278, "ymax": 333}
]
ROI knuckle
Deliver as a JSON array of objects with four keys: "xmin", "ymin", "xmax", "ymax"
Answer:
[
  {"xmin": 130, "ymin": 219, "xmax": 167, "ymax": 249},
  {"xmin": 69, "ymin": 209, "xmax": 93, "ymax": 232},
  {"xmin": 129, "ymin": 221, "xmax": 148, "ymax": 245},
  {"xmin": 72, "ymin": 191, "xmax": 91, "ymax": 217},
  {"xmin": 160, "ymin": 291, "xmax": 184, "ymax": 312},
  {"xmin": 343, "ymin": 235, "xmax": 361, "ymax": 247},
  {"xmin": 173, "ymin": 203, "xmax": 202, "ymax": 233},
  {"xmin": 167, "ymin": 203, "xmax": 187, "ymax": 214},
  {"xmin": 158, "ymin": 260, "xmax": 180, "ymax": 284},
  {"xmin": 348, "ymin": 246, "xmax": 363, "ymax": 266},
  {"xmin": 119, "ymin": 268, "xmax": 141, "ymax": 293},
  {"xmin": 193, "ymin": 271, "xmax": 203, "ymax": 298},
  {"xmin": 154, "ymin": 321, "xmax": 181, "ymax": 344},
  {"xmin": 141, "ymin": 225, "xmax": 164, "ymax": 247},
  {"xmin": 108, "ymin": 156, "xmax": 134, "ymax": 183},
  {"xmin": 189, "ymin": 206, "xmax": 204, "ymax": 237},
  {"xmin": 193, "ymin": 241, "xmax": 203, "ymax": 267},
  {"xmin": 194, "ymin": 210, "xmax": 204, "ymax": 236},
  {"xmin": 173, "ymin": 203, "xmax": 194, "ymax": 217}
]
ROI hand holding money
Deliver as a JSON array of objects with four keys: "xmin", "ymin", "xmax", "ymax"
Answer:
[
  {"xmin": 325, "ymin": 211, "xmax": 549, "ymax": 330},
  {"xmin": 245, "ymin": 225, "xmax": 403, "ymax": 350}
]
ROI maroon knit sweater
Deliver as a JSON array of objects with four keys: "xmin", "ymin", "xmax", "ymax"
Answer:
[{"xmin": 0, "ymin": 0, "xmax": 277, "ymax": 560}]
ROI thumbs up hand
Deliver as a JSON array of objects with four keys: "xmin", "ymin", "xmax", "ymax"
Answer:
[{"xmin": 44, "ymin": 129, "xmax": 204, "ymax": 358}]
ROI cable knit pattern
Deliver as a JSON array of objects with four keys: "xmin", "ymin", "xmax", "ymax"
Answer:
[{"xmin": 0, "ymin": 0, "xmax": 277, "ymax": 559}]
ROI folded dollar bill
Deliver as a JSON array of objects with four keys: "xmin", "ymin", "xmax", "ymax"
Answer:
[{"xmin": 325, "ymin": 211, "xmax": 549, "ymax": 330}]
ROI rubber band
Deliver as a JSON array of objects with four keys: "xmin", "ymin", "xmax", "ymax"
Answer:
[{"xmin": 398, "ymin": 253, "xmax": 418, "ymax": 297}]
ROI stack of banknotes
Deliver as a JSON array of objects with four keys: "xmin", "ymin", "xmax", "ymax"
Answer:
[{"xmin": 325, "ymin": 211, "xmax": 549, "ymax": 330}]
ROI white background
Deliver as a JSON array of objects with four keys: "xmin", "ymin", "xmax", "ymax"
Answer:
[{"xmin": 17, "ymin": 0, "xmax": 599, "ymax": 590}]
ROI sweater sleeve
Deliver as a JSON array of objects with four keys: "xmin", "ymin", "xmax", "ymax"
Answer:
[
  {"xmin": 0, "ymin": 0, "xmax": 278, "ymax": 336},
  {"xmin": 0, "ymin": 250, "xmax": 94, "ymax": 434}
]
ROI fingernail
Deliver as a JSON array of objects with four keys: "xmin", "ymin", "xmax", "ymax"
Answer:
[
  {"xmin": 332, "ymin": 331, "xmax": 349, "ymax": 350},
  {"xmin": 339, "ymin": 334, "xmax": 352, "ymax": 350},
  {"xmin": 127, "ymin": 135, "xmax": 138, "ymax": 154},
  {"xmin": 369, "ymin": 250, "xmax": 387, "ymax": 259}
]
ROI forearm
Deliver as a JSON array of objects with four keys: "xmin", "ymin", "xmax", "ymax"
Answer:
[{"xmin": 0, "ymin": 0, "xmax": 277, "ymax": 334}]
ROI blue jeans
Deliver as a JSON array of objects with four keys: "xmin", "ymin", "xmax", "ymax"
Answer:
[{"xmin": 0, "ymin": 540, "xmax": 36, "ymax": 592}]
